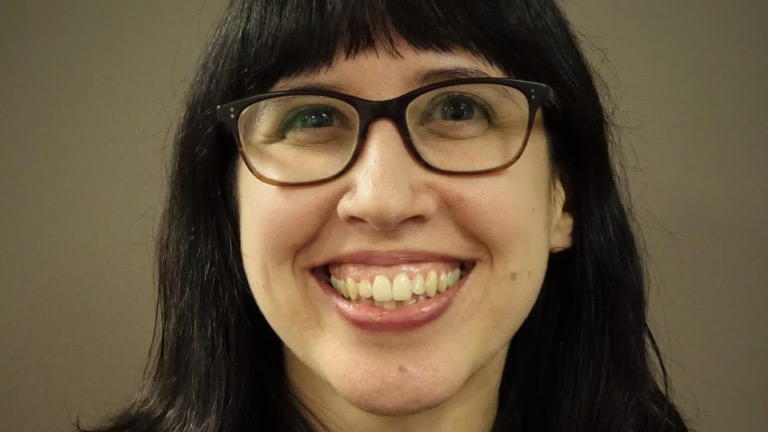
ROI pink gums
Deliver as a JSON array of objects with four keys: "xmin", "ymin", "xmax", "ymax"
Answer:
[{"xmin": 328, "ymin": 261, "xmax": 460, "ymax": 282}]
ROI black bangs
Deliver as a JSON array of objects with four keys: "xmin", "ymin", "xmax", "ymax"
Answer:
[{"xmin": 230, "ymin": 0, "xmax": 534, "ymax": 96}]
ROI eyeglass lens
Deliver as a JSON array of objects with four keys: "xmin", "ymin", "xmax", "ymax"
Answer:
[{"xmin": 236, "ymin": 83, "xmax": 531, "ymax": 184}]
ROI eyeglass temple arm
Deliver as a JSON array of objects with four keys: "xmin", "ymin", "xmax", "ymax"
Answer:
[{"xmin": 542, "ymin": 85, "xmax": 562, "ymax": 117}]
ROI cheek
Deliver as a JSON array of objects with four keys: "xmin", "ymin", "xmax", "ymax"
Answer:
[
  {"xmin": 470, "ymin": 196, "xmax": 551, "ymax": 344},
  {"xmin": 238, "ymin": 175, "xmax": 332, "ymax": 262},
  {"xmin": 439, "ymin": 132, "xmax": 555, "ymax": 251},
  {"xmin": 236, "ymin": 169, "xmax": 335, "ymax": 327},
  {"xmin": 437, "ymin": 161, "xmax": 555, "ymax": 333},
  {"xmin": 442, "ymin": 177, "xmax": 554, "ymax": 260},
  {"xmin": 240, "ymin": 195, "xmax": 308, "ymax": 259}
]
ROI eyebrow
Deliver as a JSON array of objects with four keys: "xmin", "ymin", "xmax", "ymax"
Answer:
[
  {"xmin": 271, "ymin": 67, "xmax": 498, "ymax": 93},
  {"xmin": 415, "ymin": 67, "xmax": 495, "ymax": 85},
  {"xmin": 270, "ymin": 80, "xmax": 344, "ymax": 93}
]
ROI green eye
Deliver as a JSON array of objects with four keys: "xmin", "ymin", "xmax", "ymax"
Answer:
[
  {"xmin": 270, "ymin": 103, "xmax": 355, "ymax": 147},
  {"xmin": 280, "ymin": 105, "xmax": 338, "ymax": 136}
]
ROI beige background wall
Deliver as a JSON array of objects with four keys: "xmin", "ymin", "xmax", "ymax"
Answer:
[{"xmin": 0, "ymin": 1, "xmax": 765, "ymax": 431}]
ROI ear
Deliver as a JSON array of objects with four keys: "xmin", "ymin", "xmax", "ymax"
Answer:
[{"xmin": 549, "ymin": 178, "xmax": 573, "ymax": 253}]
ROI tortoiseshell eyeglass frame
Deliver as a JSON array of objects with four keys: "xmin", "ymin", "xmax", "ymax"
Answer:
[{"xmin": 216, "ymin": 77, "xmax": 559, "ymax": 186}]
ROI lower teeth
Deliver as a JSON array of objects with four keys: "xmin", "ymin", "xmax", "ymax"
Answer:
[{"xmin": 355, "ymin": 294, "xmax": 431, "ymax": 309}]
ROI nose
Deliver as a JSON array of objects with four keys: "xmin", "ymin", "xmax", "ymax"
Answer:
[{"xmin": 336, "ymin": 119, "xmax": 439, "ymax": 232}]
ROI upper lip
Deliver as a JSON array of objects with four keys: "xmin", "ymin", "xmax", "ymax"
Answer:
[{"xmin": 310, "ymin": 250, "xmax": 473, "ymax": 268}]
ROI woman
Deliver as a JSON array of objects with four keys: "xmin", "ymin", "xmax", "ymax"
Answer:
[{"xmin": 80, "ymin": 0, "xmax": 689, "ymax": 431}]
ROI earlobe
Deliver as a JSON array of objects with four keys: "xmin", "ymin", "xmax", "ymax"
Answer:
[
  {"xmin": 549, "ymin": 180, "xmax": 573, "ymax": 253},
  {"xmin": 549, "ymin": 211, "xmax": 573, "ymax": 253}
]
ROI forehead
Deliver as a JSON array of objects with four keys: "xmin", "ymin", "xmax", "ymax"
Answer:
[{"xmin": 270, "ymin": 43, "xmax": 505, "ymax": 98}]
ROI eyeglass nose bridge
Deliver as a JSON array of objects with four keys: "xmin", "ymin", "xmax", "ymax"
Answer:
[{"xmin": 344, "ymin": 96, "xmax": 433, "ymax": 176}]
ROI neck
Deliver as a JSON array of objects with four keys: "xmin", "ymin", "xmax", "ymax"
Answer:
[{"xmin": 285, "ymin": 347, "xmax": 506, "ymax": 432}]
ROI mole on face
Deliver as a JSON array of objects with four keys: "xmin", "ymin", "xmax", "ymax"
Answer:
[
  {"xmin": 509, "ymin": 271, "xmax": 517, "ymax": 281},
  {"xmin": 398, "ymin": 365, "xmax": 408, "ymax": 374}
]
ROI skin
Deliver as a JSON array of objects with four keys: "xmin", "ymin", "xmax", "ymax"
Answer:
[{"xmin": 237, "ymin": 41, "xmax": 573, "ymax": 432}]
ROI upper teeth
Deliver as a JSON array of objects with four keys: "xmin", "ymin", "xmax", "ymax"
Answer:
[{"xmin": 329, "ymin": 268, "xmax": 461, "ymax": 304}]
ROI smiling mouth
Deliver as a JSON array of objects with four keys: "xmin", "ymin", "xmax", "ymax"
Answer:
[{"xmin": 315, "ymin": 261, "xmax": 475, "ymax": 310}]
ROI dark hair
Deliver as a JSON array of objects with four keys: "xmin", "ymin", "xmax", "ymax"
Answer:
[{"xmin": 79, "ymin": 1, "xmax": 688, "ymax": 431}]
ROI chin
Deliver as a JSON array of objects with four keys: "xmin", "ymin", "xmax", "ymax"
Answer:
[
  {"xmin": 330, "ymin": 366, "xmax": 462, "ymax": 417},
  {"xmin": 343, "ymin": 386, "xmax": 451, "ymax": 417}
]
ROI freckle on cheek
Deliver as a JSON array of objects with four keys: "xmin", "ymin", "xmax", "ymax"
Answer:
[
  {"xmin": 509, "ymin": 271, "xmax": 517, "ymax": 281},
  {"xmin": 398, "ymin": 365, "xmax": 407, "ymax": 374}
]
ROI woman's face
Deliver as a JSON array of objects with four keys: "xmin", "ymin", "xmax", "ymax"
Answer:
[{"xmin": 237, "ymin": 42, "xmax": 573, "ymax": 417}]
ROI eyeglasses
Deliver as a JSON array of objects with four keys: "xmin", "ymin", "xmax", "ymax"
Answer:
[{"xmin": 217, "ymin": 77, "xmax": 557, "ymax": 186}]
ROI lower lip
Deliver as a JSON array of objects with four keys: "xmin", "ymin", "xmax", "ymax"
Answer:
[{"xmin": 318, "ymin": 275, "xmax": 466, "ymax": 332}]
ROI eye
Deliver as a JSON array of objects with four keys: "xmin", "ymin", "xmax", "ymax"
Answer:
[
  {"xmin": 280, "ymin": 105, "xmax": 340, "ymax": 134},
  {"xmin": 424, "ymin": 94, "xmax": 491, "ymax": 123},
  {"xmin": 270, "ymin": 102, "xmax": 356, "ymax": 146},
  {"xmin": 439, "ymin": 96, "xmax": 479, "ymax": 121},
  {"xmin": 416, "ymin": 93, "xmax": 493, "ymax": 140}
]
